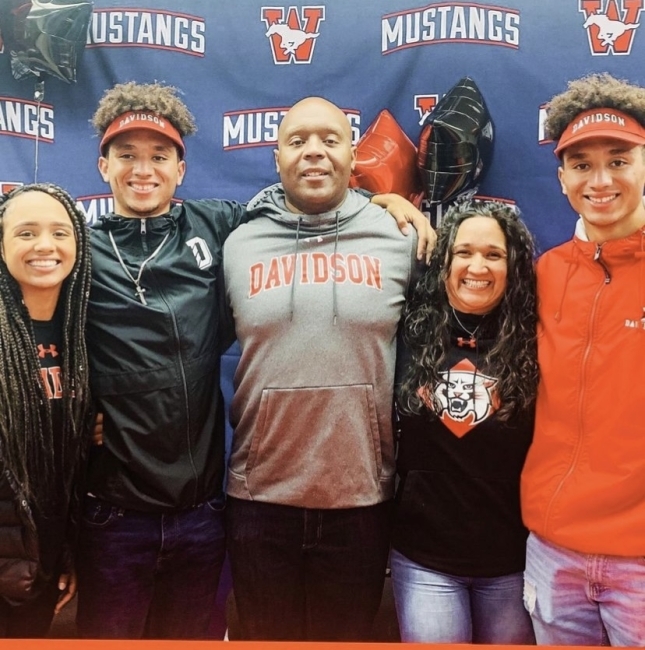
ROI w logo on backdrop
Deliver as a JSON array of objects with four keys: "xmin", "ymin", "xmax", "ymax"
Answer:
[
  {"xmin": 262, "ymin": 6, "xmax": 325, "ymax": 64},
  {"xmin": 414, "ymin": 95, "xmax": 439, "ymax": 125},
  {"xmin": 0, "ymin": 182, "xmax": 22, "ymax": 194},
  {"xmin": 580, "ymin": 0, "xmax": 644, "ymax": 55}
]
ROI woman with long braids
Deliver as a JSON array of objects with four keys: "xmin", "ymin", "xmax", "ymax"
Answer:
[
  {"xmin": 0, "ymin": 183, "xmax": 91, "ymax": 637},
  {"xmin": 391, "ymin": 200, "xmax": 538, "ymax": 644}
]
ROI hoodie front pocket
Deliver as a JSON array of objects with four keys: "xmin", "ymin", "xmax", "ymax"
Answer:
[{"xmin": 245, "ymin": 384, "xmax": 383, "ymax": 508}]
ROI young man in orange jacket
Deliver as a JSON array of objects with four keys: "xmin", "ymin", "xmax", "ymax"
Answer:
[{"xmin": 521, "ymin": 73, "xmax": 645, "ymax": 646}]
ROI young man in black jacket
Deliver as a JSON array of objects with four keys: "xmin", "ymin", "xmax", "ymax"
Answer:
[{"xmin": 76, "ymin": 81, "xmax": 247, "ymax": 640}]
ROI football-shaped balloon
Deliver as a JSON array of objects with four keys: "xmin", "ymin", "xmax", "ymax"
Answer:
[
  {"xmin": 0, "ymin": 0, "xmax": 94, "ymax": 84},
  {"xmin": 417, "ymin": 77, "xmax": 494, "ymax": 205}
]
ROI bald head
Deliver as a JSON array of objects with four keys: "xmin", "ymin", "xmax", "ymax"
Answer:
[
  {"xmin": 275, "ymin": 97, "xmax": 356, "ymax": 215},
  {"xmin": 278, "ymin": 97, "xmax": 352, "ymax": 144}
]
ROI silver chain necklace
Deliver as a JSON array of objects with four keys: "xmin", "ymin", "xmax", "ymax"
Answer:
[
  {"xmin": 451, "ymin": 306, "xmax": 481, "ymax": 349},
  {"xmin": 108, "ymin": 229, "xmax": 171, "ymax": 306}
]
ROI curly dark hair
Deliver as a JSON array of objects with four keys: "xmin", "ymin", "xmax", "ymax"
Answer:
[
  {"xmin": 92, "ymin": 81, "xmax": 197, "ymax": 147},
  {"xmin": 398, "ymin": 199, "xmax": 538, "ymax": 421},
  {"xmin": 0, "ymin": 183, "xmax": 92, "ymax": 511},
  {"xmin": 545, "ymin": 72, "xmax": 645, "ymax": 141}
]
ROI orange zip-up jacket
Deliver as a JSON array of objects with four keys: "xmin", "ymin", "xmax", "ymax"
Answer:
[{"xmin": 521, "ymin": 227, "xmax": 645, "ymax": 556}]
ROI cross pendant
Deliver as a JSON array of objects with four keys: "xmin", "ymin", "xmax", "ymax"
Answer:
[{"xmin": 135, "ymin": 285, "xmax": 148, "ymax": 306}]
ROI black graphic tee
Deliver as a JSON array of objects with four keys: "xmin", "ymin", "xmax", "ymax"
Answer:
[
  {"xmin": 393, "ymin": 310, "xmax": 535, "ymax": 577},
  {"xmin": 32, "ymin": 313, "xmax": 67, "ymax": 580}
]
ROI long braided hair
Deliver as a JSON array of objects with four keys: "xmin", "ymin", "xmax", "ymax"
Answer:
[
  {"xmin": 398, "ymin": 200, "xmax": 538, "ymax": 421},
  {"xmin": 0, "ymin": 183, "xmax": 92, "ymax": 512}
]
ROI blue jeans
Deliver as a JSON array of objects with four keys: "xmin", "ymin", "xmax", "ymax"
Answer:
[
  {"xmin": 75, "ymin": 494, "xmax": 226, "ymax": 639},
  {"xmin": 524, "ymin": 532, "xmax": 645, "ymax": 646},
  {"xmin": 391, "ymin": 548, "xmax": 535, "ymax": 644},
  {"xmin": 226, "ymin": 496, "xmax": 391, "ymax": 641}
]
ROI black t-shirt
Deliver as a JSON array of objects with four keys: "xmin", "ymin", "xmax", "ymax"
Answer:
[{"xmin": 32, "ymin": 312, "xmax": 68, "ymax": 580}]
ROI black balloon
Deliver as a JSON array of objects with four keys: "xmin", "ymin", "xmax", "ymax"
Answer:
[
  {"xmin": 0, "ymin": 0, "xmax": 93, "ymax": 83},
  {"xmin": 417, "ymin": 77, "xmax": 494, "ymax": 205}
]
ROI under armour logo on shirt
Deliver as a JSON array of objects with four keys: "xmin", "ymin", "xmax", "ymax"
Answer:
[{"xmin": 37, "ymin": 344, "xmax": 59, "ymax": 358}]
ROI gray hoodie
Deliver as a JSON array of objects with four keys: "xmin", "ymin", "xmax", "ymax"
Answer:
[{"xmin": 223, "ymin": 185, "xmax": 417, "ymax": 508}]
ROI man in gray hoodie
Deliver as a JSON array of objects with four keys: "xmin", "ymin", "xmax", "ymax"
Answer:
[{"xmin": 223, "ymin": 97, "xmax": 419, "ymax": 641}]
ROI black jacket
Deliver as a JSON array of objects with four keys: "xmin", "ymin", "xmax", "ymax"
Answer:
[
  {"xmin": 86, "ymin": 199, "xmax": 247, "ymax": 512},
  {"xmin": 0, "ymin": 469, "xmax": 39, "ymax": 603}
]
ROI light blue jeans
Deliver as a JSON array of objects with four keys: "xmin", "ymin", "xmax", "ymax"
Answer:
[
  {"xmin": 390, "ymin": 548, "xmax": 535, "ymax": 644},
  {"xmin": 524, "ymin": 532, "xmax": 645, "ymax": 646}
]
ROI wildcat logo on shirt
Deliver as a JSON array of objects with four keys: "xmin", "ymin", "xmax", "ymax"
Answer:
[
  {"xmin": 435, "ymin": 358, "xmax": 499, "ymax": 438},
  {"xmin": 580, "ymin": 0, "xmax": 644, "ymax": 55}
]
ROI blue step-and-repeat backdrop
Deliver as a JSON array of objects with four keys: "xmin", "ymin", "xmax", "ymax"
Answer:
[{"xmin": 2, "ymin": 0, "xmax": 645, "ymax": 254}]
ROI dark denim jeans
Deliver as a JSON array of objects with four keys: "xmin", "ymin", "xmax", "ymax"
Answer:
[
  {"xmin": 226, "ymin": 496, "xmax": 391, "ymax": 641},
  {"xmin": 76, "ymin": 494, "xmax": 226, "ymax": 639}
]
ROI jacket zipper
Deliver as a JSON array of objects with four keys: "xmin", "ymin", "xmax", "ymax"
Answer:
[
  {"xmin": 139, "ymin": 218, "xmax": 200, "ymax": 504},
  {"xmin": 593, "ymin": 243, "xmax": 611, "ymax": 284},
  {"xmin": 542, "ymin": 243, "xmax": 610, "ymax": 533},
  {"xmin": 164, "ymin": 299, "xmax": 200, "ymax": 504},
  {"xmin": 140, "ymin": 218, "xmax": 148, "ymax": 254}
]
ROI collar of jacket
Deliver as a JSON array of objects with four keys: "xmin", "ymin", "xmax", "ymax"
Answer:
[
  {"xmin": 97, "ymin": 206, "xmax": 180, "ymax": 228},
  {"xmin": 572, "ymin": 225, "xmax": 645, "ymax": 263},
  {"xmin": 95, "ymin": 208, "xmax": 180, "ymax": 247}
]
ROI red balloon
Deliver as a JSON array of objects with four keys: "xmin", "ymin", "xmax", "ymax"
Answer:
[{"xmin": 349, "ymin": 109, "xmax": 423, "ymax": 206}]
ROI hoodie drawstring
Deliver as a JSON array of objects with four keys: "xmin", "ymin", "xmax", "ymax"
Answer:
[
  {"xmin": 289, "ymin": 212, "xmax": 340, "ymax": 324},
  {"xmin": 289, "ymin": 216, "xmax": 303, "ymax": 322},
  {"xmin": 333, "ymin": 211, "xmax": 340, "ymax": 325}
]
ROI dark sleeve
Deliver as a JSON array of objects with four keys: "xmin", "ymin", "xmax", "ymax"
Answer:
[
  {"xmin": 62, "ymin": 404, "xmax": 95, "ymax": 574},
  {"xmin": 407, "ymin": 259, "xmax": 425, "ymax": 300},
  {"xmin": 394, "ymin": 327, "xmax": 412, "ymax": 399},
  {"xmin": 217, "ymin": 264, "xmax": 237, "ymax": 355},
  {"xmin": 185, "ymin": 199, "xmax": 251, "ymax": 248}
]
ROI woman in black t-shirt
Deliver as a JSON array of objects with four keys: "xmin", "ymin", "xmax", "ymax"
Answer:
[
  {"xmin": 0, "ymin": 183, "xmax": 91, "ymax": 637},
  {"xmin": 392, "ymin": 200, "xmax": 538, "ymax": 644}
]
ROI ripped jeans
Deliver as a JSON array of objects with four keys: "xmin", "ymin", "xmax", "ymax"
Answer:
[{"xmin": 524, "ymin": 532, "xmax": 645, "ymax": 646}]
